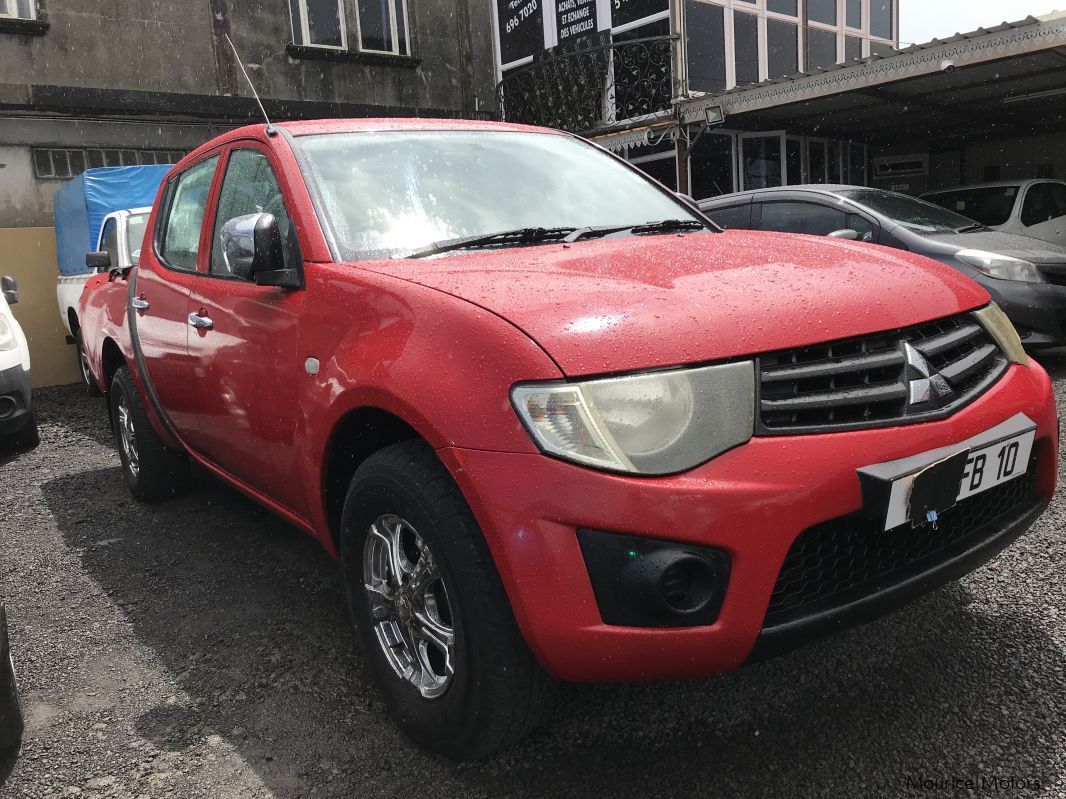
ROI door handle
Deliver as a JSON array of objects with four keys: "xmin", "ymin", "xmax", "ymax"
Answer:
[
  {"xmin": 130, "ymin": 295, "xmax": 149, "ymax": 313},
  {"xmin": 188, "ymin": 311, "xmax": 213, "ymax": 330}
]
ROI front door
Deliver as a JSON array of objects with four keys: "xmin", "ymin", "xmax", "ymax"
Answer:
[
  {"xmin": 182, "ymin": 145, "xmax": 308, "ymax": 516},
  {"xmin": 1019, "ymin": 182, "xmax": 1066, "ymax": 248},
  {"xmin": 132, "ymin": 154, "xmax": 221, "ymax": 437}
]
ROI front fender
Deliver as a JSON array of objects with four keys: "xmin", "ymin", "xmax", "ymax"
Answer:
[{"xmin": 297, "ymin": 263, "xmax": 563, "ymax": 535}]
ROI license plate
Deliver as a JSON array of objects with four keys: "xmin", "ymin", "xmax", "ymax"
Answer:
[
  {"xmin": 957, "ymin": 432, "xmax": 1034, "ymax": 502},
  {"xmin": 858, "ymin": 414, "xmax": 1036, "ymax": 532}
]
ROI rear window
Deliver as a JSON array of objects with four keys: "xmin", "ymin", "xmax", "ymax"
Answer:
[{"xmin": 922, "ymin": 186, "xmax": 1019, "ymax": 227}]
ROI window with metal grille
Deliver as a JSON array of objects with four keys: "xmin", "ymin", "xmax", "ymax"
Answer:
[{"xmin": 31, "ymin": 148, "xmax": 186, "ymax": 180}]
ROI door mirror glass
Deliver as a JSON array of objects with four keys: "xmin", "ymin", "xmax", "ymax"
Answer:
[
  {"xmin": 220, "ymin": 213, "xmax": 301, "ymax": 288},
  {"xmin": 828, "ymin": 228, "xmax": 859, "ymax": 240},
  {"xmin": 1, "ymin": 276, "xmax": 18, "ymax": 305},
  {"xmin": 86, "ymin": 251, "xmax": 112, "ymax": 271}
]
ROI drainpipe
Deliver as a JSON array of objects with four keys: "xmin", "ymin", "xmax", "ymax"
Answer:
[
  {"xmin": 670, "ymin": 0, "xmax": 690, "ymax": 194},
  {"xmin": 671, "ymin": 0, "xmax": 688, "ymax": 101}
]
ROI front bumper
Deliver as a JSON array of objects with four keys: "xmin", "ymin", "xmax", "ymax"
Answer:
[
  {"xmin": 439, "ymin": 362, "xmax": 1058, "ymax": 682},
  {"xmin": 0, "ymin": 364, "xmax": 32, "ymax": 437},
  {"xmin": 979, "ymin": 278, "xmax": 1066, "ymax": 347}
]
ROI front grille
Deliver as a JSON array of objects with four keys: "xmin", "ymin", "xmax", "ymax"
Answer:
[
  {"xmin": 1039, "ymin": 266, "xmax": 1066, "ymax": 287},
  {"xmin": 758, "ymin": 312, "xmax": 1007, "ymax": 434},
  {"xmin": 764, "ymin": 464, "xmax": 1037, "ymax": 628}
]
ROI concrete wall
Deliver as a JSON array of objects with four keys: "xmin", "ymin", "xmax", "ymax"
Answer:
[
  {"xmin": 1, "ymin": 227, "xmax": 80, "ymax": 388},
  {"xmin": 0, "ymin": 118, "xmax": 229, "ymax": 228}
]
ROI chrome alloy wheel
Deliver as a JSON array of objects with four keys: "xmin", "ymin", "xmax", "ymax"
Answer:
[
  {"xmin": 363, "ymin": 514, "xmax": 456, "ymax": 699},
  {"xmin": 116, "ymin": 394, "xmax": 139, "ymax": 478}
]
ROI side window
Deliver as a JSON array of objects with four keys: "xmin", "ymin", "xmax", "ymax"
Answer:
[
  {"xmin": 757, "ymin": 201, "xmax": 847, "ymax": 236},
  {"xmin": 99, "ymin": 218, "xmax": 119, "ymax": 265},
  {"xmin": 847, "ymin": 213, "xmax": 877, "ymax": 242},
  {"xmin": 707, "ymin": 204, "xmax": 751, "ymax": 230},
  {"xmin": 1021, "ymin": 183, "xmax": 1066, "ymax": 227},
  {"xmin": 160, "ymin": 156, "xmax": 219, "ymax": 271},
  {"xmin": 210, "ymin": 150, "xmax": 299, "ymax": 278}
]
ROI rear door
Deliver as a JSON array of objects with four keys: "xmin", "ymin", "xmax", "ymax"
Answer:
[
  {"xmin": 182, "ymin": 143, "xmax": 308, "ymax": 515},
  {"xmin": 132, "ymin": 153, "xmax": 222, "ymax": 436}
]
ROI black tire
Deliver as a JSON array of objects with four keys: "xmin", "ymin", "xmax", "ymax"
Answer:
[
  {"xmin": 75, "ymin": 329, "xmax": 102, "ymax": 397},
  {"xmin": 0, "ymin": 607, "xmax": 23, "ymax": 754},
  {"xmin": 339, "ymin": 440, "xmax": 557, "ymax": 760},
  {"xmin": 2, "ymin": 413, "xmax": 38, "ymax": 453},
  {"xmin": 109, "ymin": 366, "xmax": 189, "ymax": 502}
]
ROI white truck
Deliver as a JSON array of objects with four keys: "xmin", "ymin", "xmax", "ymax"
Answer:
[
  {"xmin": 53, "ymin": 165, "xmax": 171, "ymax": 390},
  {"xmin": 58, "ymin": 207, "xmax": 151, "ymax": 389},
  {"xmin": 0, "ymin": 275, "xmax": 36, "ymax": 450}
]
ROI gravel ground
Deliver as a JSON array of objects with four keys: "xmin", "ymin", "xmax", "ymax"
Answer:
[{"xmin": 1, "ymin": 358, "xmax": 1065, "ymax": 799}]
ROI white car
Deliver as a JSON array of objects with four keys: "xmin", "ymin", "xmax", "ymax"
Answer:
[
  {"xmin": 0, "ymin": 276, "xmax": 36, "ymax": 451},
  {"xmin": 922, "ymin": 180, "xmax": 1066, "ymax": 249},
  {"xmin": 59, "ymin": 207, "xmax": 150, "ymax": 391}
]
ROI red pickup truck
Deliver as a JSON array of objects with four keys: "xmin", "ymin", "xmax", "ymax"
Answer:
[{"xmin": 79, "ymin": 119, "xmax": 1058, "ymax": 759}]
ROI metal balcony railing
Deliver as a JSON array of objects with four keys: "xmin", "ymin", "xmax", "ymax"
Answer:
[{"xmin": 496, "ymin": 36, "xmax": 675, "ymax": 134}]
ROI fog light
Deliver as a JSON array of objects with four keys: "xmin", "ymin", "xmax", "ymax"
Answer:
[
  {"xmin": 578, "ymin": 529, "xmax": 730, "ymax": 627},
  {"xmin": 0, "ymin": 396, "xmax": 15, "ymax": 419}
]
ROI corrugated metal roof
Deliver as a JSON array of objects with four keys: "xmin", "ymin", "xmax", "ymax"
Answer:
[{"xmin": 676, "ymin": 10, "xmax": 1066, "ymax": 124}]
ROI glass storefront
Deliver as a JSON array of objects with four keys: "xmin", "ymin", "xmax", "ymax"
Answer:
[{"xmin": 628, "ymin": 129, "xmax": 870, "ymax": 200}]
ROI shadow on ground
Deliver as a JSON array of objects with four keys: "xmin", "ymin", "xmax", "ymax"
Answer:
[{"xmin": 39, "ymin": 456, "xmax": 1066, "ymax": 797}]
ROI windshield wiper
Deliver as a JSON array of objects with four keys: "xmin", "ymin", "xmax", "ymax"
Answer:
[
  {"xmin": 403, "ymin": 227, "xmax": 577, "ymax": 259},
  {"xmin": 565, "ymin": 218, "xmax": 708, "ymax": 243}
]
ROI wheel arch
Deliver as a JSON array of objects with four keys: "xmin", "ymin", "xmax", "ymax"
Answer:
[
  {"xmin": 322, "ymin": 405, "xmax": 427, "ymax": 546},
  {"xmin": 100, "ymin": 337, "xmax": 126, "ymax": 393}
]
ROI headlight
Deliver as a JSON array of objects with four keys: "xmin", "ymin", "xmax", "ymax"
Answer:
[
  {"xmin": 511, "ymin": 362, "xmax": 755, "ymax": 475},
  {"xmin": 974, "ymin": 302, "xmax": 1029, "ymax": 366},
  {"xmin": 956, "ymin": 250, "xmax": 1045, "ymax": 283},
  {"xmin": 0, "ymin": 316, "xmax": 16, "ymax": 352}
]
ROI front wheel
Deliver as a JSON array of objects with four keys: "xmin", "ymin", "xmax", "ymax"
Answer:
[
  {"xmin": 110, "ymin": 366, "xmax": 189, "ymax": 502},
  {"xmin": 0, "ymin": 607, "xmax": 23, "ymax": 754},
  {"xmin": 339, "ymin": 440, "xmax": 557, "ymax": 760},
  {"xmin": 1, "ymin": 413, "xmax": 38, "ymax": 453}
]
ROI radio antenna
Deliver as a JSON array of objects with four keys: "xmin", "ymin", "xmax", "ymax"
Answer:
[{"xmin": 225, "ymin": 34, "xmax": 277, "ymax": 137}]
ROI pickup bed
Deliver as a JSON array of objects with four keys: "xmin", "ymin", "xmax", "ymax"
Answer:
[{"xmin": 79, "ymin": 118, "xmax": 1057, "ymax": 759}]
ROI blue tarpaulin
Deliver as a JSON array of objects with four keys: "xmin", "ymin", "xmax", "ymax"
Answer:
[{"xmin": 53, "ymin": 165, "xmax": 172, "ymax": 276}]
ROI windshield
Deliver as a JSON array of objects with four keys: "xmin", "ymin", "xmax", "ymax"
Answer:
[
  {"xmin": 295, "ymin": 131, "xmax": 704, "ymax": 260},
  {"xmin": 126, "ymin": 213, "xmax": 149, "ymax": 264},
  {"xmin": 922, "ymin": 186, "xmax": 1020, "ymax": 227},
  {"xmin": 838, "ymin": 188, "xmax": 982, "ymax": 235}
]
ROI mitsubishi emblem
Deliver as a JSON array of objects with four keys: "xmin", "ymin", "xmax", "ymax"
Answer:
[{"xmin": 903, "ymin": 343, "xmax": 953, "ymax": 406}]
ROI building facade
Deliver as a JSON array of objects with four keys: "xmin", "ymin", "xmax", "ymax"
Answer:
[
  {"xmin": 0, "ymin": 0, "xmax": 496, "ymax": 385},
  {"xmin": 492, "ymin": 0, "xmax": 897, "ymax": 198},
  {"xmin": 0, "ymin": 0, "xmax": 496, "ymax": 228}
]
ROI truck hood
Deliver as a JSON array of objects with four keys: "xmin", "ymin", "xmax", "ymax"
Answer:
[{"xmin": 362, "ymin": 231, "xmax": 991, "ymax": 376}]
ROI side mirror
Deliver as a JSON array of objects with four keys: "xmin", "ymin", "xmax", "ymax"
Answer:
[
  {"xmin": 86, "ymin": 251, "xmax": 112, "ymax": 271},
  {"xmin": 219, "ymin": 213, "xmax": 301, "ymax": 289},
  {"xmin": 1, "ymin": 276, "xmax": 17, "ymax": 305},
  {"xmin": 828, "ymin": 229, "xmax": 859, "ymax": 240}
]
